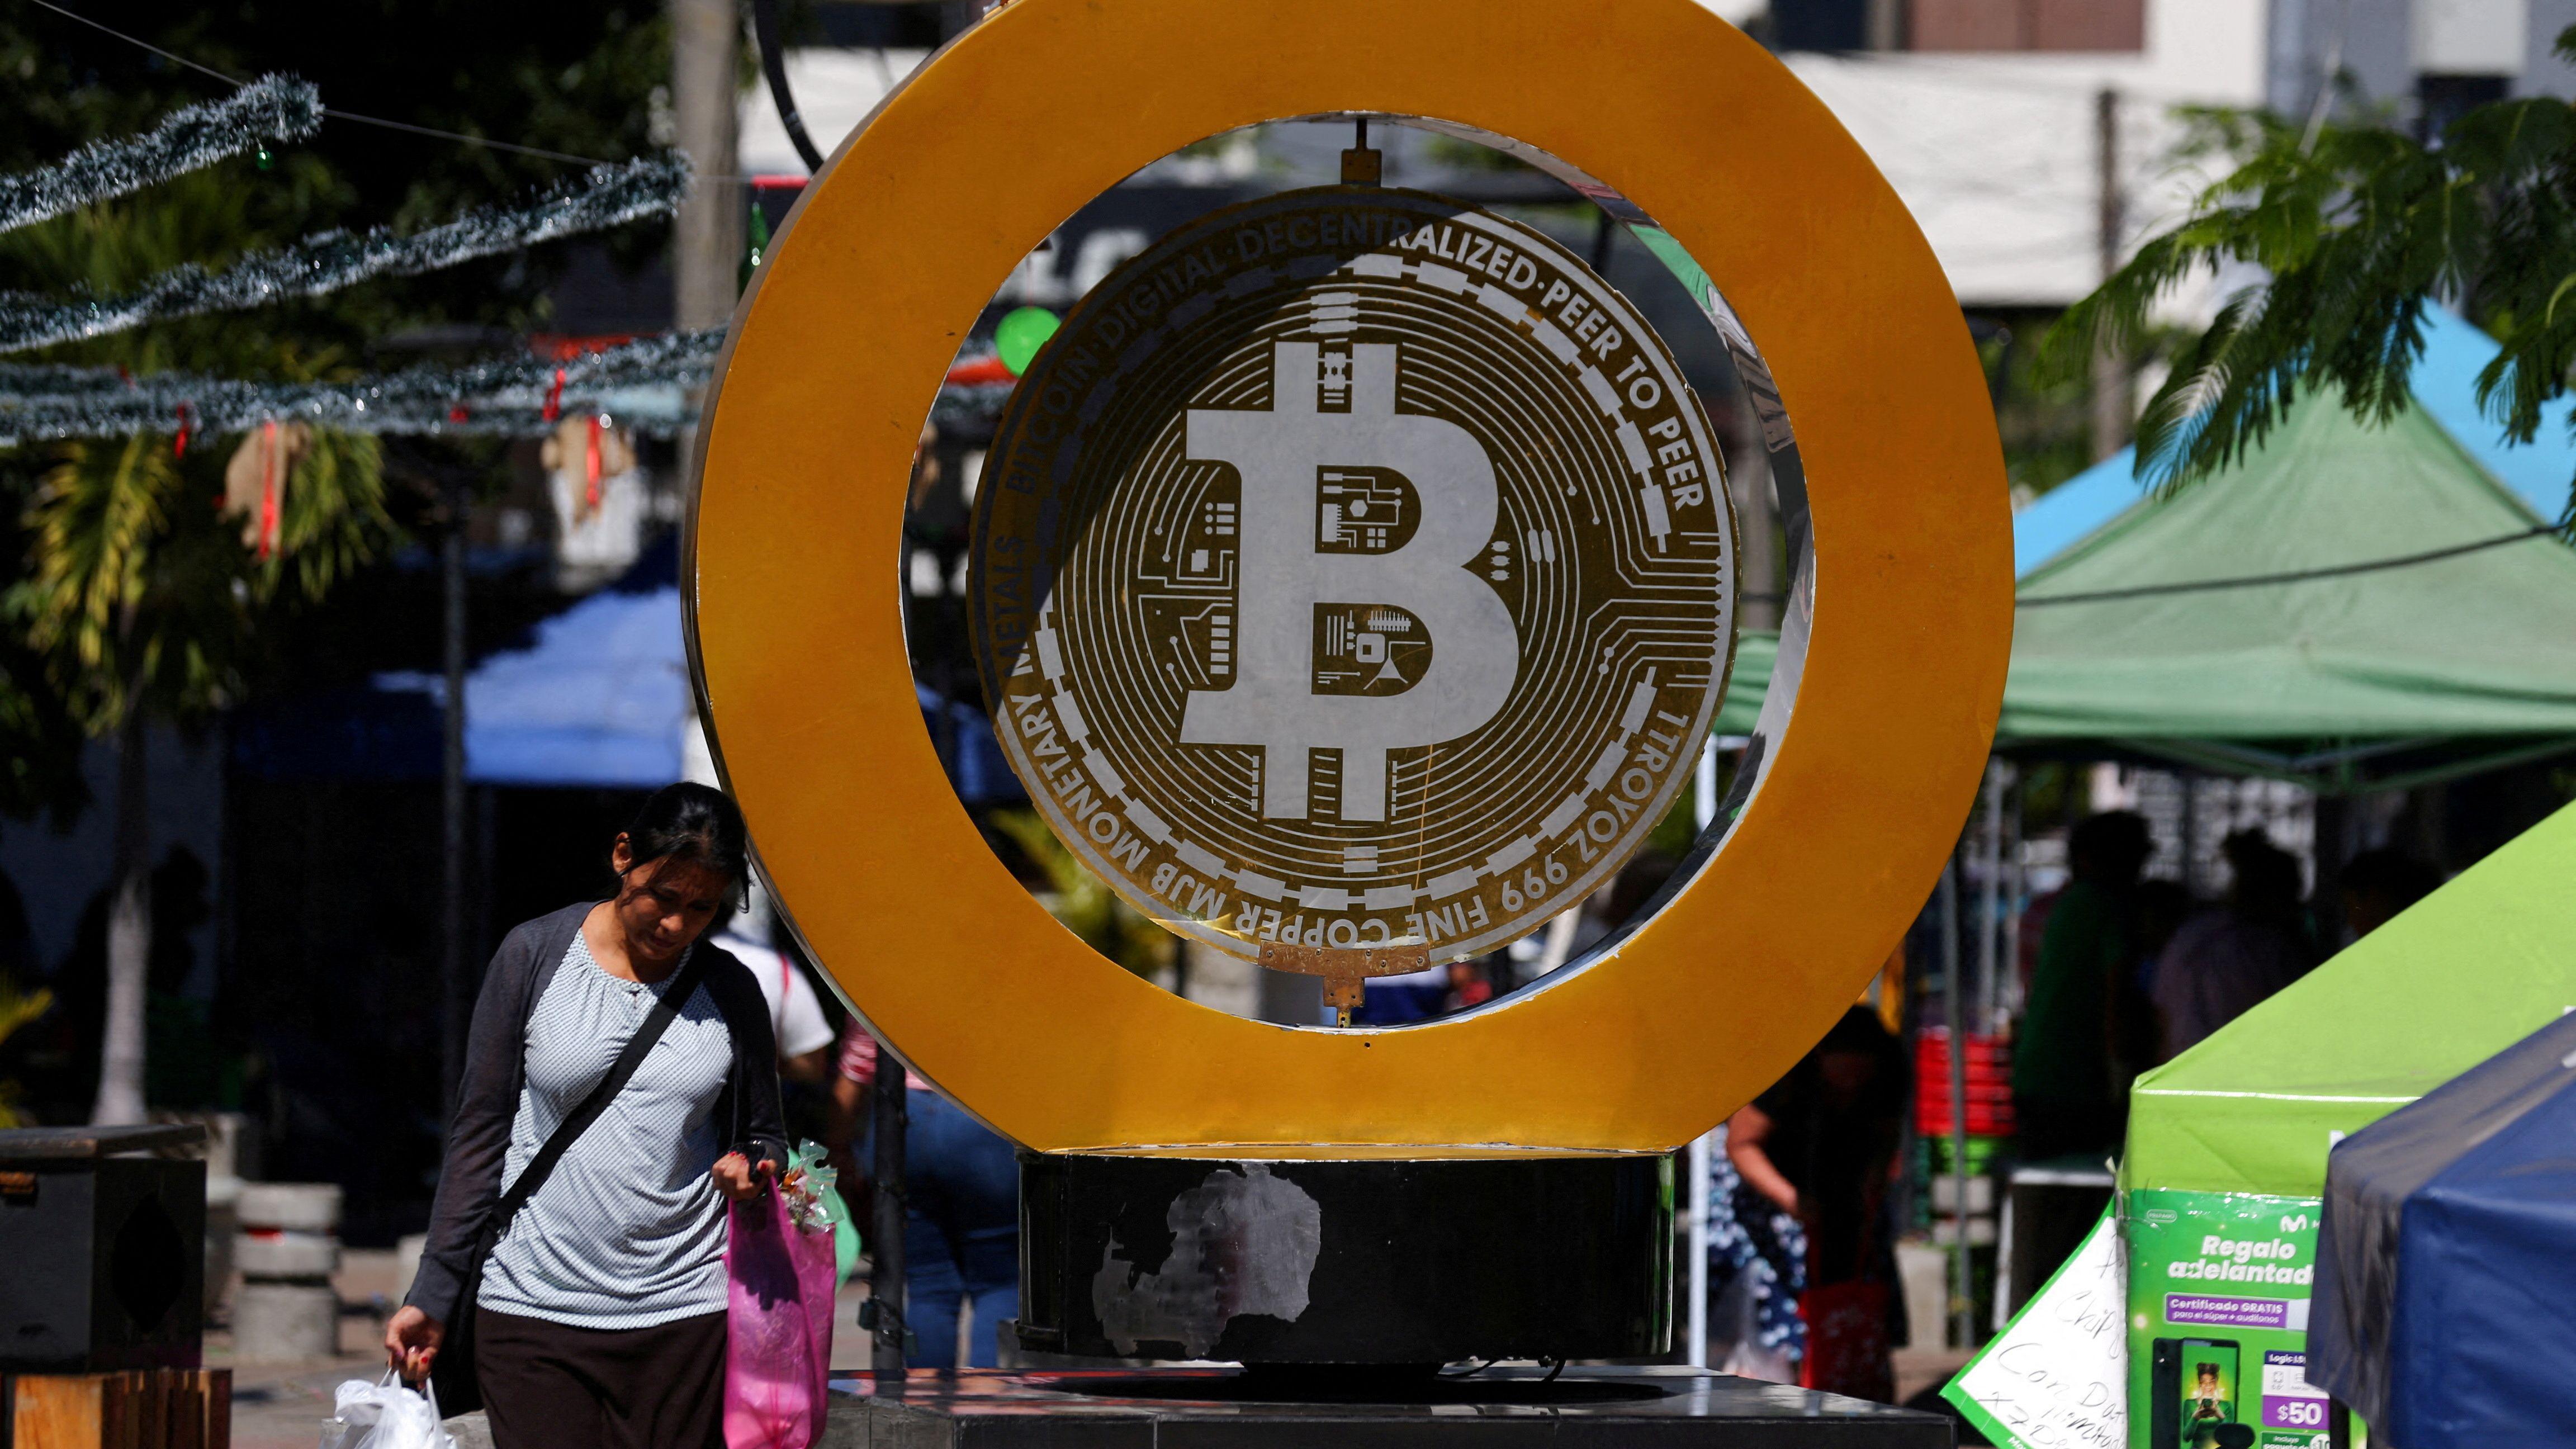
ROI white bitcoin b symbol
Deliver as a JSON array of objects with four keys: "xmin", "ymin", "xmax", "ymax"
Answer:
[{"xmin": 1181, "ymin": 341, "xmax": 1519, "ymax": 820}]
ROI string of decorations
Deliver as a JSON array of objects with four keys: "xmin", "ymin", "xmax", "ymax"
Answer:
[
  {"xmin": 0, "ymin": 154, "xmax": 693, "ymax": 354},
  {"xmin": 0, "ymin": 74, "xmax": 321, "ymax": 235},
  {"xmin": 3, "ymin": 332, "xmax": 1031, "ymax": 446},
  {"xmin": 0, "ymin": 330, "xmax": 727, "ymax": 446}
]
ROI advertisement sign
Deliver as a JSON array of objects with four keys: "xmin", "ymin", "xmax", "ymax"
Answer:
[{"xmin": 2125, "ymin": 1189, "xmax": 2335, "ymax": 1449}]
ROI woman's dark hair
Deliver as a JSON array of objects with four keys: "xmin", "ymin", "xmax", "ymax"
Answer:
[{"xmin": 621, "ymin": 782, "xmax": 751, "ymax": 906}]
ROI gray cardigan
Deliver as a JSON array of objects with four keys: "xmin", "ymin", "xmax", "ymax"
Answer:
[{"xmin": 405, "ymin": 902, "xmax": 790, "ymax": 1327}]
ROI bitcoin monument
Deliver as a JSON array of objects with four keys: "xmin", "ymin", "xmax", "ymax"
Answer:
[
  {"xmin": 689, "ymin": 0, "xmax": 2010, "ymax": 1428},
  {"xmin": 972, "ymin": 187, "xmax": 1735, "ymax": 1016}
]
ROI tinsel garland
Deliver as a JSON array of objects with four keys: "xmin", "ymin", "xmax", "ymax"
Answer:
[
  {"xmin": 0, "ymin": 336, "xmax": 1019, "ymax": 445},
  {"xmin": 0, "ymin": 330, "xmax": 725, "ymax": 445},
  {"xmin": 0, "ymin": 154, "xmax": 693, "ymax": 354},
  {"xmin": 0, "ymin": 75, "xmax": 322, "ymax": 235}
]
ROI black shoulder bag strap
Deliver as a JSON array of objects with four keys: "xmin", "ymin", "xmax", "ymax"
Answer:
[{"xmin": 432, "ymin": 945, "xmax": 716, "ymax": 1413}]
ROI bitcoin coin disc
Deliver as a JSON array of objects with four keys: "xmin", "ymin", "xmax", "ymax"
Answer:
[{"xmin": 970, "ymin": 187, "xmax": 1737, "ymax": 968}]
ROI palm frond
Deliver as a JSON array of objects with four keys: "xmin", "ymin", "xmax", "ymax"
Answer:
[
  {"xmin": 4, "ymin": 433, "xmax": 178, "ymax": 724},
  {"xmin": 2040, "ymin": 42, "xmax": 2576, "ymax": 515}
]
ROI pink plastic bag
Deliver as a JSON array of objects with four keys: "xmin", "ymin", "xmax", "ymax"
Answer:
[{"xmin": 724, "ymin": 1189, "xmax": 836, "ymax": 1449}]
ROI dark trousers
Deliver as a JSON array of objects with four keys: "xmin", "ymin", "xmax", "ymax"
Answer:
[{"xmin": 476, "ymin": 1306, "xmax": 726, "ymax": 1449}]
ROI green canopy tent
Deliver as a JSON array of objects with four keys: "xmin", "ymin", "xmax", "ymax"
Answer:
[
  {"xmin": 1714, "ymin": 396, "xmax": 2576, "ymax": 787},
  {"xmin": 1705, "ymin": 394, "xmax": 2576, "ymax": 1358}
]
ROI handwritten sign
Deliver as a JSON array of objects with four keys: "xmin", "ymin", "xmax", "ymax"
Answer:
[{"xmin": 1944, "ymin": 1209, "xmax": 2127, "ymax": 1449}]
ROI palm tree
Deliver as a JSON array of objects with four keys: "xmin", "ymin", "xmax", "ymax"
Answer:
[
  {"xmin": 4, "ymin": 169, "xmax": 396, "ymax": 1124},
  {"xmin": 9, "ymin": 425, "xmax": 389, "ymax": 1123}
]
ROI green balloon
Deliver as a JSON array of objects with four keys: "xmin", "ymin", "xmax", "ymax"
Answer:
[{"xmin": 996, "ymin": 306, "xmax": 1062, "ymax": 377}]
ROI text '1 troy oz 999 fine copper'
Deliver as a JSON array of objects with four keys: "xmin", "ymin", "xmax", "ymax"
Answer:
[{"xmin": 970, "ymin": 187, "xmax": 1739, "ymax": 996}]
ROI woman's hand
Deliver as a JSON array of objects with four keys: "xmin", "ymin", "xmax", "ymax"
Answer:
[
  {"xmin": 712, "ymin": 1150, "xmax": 777, "ymax": 1202},
  {"xmin": 385, "ymin": 1305, "xmax": 443, "ymax": 1380}
]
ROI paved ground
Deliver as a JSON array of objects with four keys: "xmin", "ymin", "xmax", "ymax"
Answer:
[
  {"xmin": 213, "ymin": 1254, "xmax": 1964, "ymax": 1446},
  {"xmin": 211, "ymin": 1251, "xmax": 886, "ymax": 1448},
  {"xmin": 1891, "ymin": 1345, "xmax": 1975, "ymax": 1404},
  {"xmin": 211, "ymin": 1249, "xmax": 402, "ymax": 1449}
]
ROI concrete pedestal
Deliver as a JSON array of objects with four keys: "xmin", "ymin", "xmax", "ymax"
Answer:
[{"xmin": 1019, "ymin": 1152, "xmax": 1674, "ymax": 1366}]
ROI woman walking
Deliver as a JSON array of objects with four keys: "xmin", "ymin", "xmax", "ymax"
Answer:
[{"xmin": 386, "ymin": 783, "xmax": 788, "ymax": 1449}]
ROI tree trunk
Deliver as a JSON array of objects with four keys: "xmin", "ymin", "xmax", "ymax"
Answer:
[{"xmin": 92, "ymin": 696, "xmax": 151, "ymax": 1125}]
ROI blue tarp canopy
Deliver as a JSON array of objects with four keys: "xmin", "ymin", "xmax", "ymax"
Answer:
[
  {"xmin": 444, "ymin": 584, "xmax": 1020, "ymax": 801},
  {"xmin": 2310, "ymin": 1010, "xmax": 2576, "ymax": 1448},
  {"xmin": 463, "ymin": 585, "xmax": 691, "ymax": 787}
]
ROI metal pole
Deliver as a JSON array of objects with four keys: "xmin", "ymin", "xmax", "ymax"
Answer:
[
  {"xmin": 441, "ymin": 473, "xmax": 469, "ymax": 1119},
  {"xmin": 1686, "ymin": 1130, "xmax": 1710, "ymax": 1368},
  {"xmin": 2002, "ymin": 767, "xmax": 2025, "ymax": 1019},
  {"xmin": 1694, "ymin": 731, "xmax": 1720, "ymax": 834},
  {"xmin": 869, "ymin": 1048, "xmax": 910, "ymax": 1380},
  {"xmin": 2090, "ymin": 87, "xmax": 2129, "ymax": 462},
  {"xmin": 1686, "ymin": 736, "xmax": 1717, "ymax": 1369},
  {"xmin": 1940, "ymin": 853, "xmax": 1973, "ymax": 1350},
  {"xmin": 1978, "ymin": 761, "xmax": 2005, "ymax": 1031}
]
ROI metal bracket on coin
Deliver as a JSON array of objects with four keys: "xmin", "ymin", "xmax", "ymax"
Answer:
[{"xmin": 1258, "ymin": 942, "xmax": 1433, "ymax": 1025}]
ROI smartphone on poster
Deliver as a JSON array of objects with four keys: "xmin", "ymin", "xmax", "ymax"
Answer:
[{"xmin": 2152, "ymin": 1337, "xmax": 2243, "ymax": 1448}]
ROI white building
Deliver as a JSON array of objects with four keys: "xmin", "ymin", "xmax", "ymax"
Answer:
[
  {"xmin": 740, "ymin": 1, "xmax": 2576, "ymax": 310},
  {"xmin": 1712, "ymin": 0, "xmax": 2576, "ymax": 304}
]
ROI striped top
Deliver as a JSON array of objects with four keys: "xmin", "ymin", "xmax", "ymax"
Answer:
[{"xmin": 477, "ymin": 931, "xmax": 735, "ymax": 1328}]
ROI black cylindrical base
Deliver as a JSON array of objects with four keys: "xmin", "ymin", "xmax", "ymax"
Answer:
[{"xmin": 1016, "ymin": 1151, "xmax": 1672, "ymax": 1366}]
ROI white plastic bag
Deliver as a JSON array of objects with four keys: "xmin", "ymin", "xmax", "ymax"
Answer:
[{"xmin": 320, "ymin": 1373, "xmax": 455, "ymax": 1449}]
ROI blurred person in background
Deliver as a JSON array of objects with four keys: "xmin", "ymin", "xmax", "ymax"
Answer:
[
  {"xmin": 707, "ymin": 887, "xmax": 835, "ymax": 1083},
  {"xmin": 1704, "ymin": 1118, "xmax": 1806, "ymax": 1383},
  {"xmin": 838, "ymin": 1026, "xmax": 1018, "ymax": 1369},
  {"xmin": 2336, "ymin": 849, "xmax": 2440, "ymax": 942},
  {"xmin": 1723, "ymin": 1006, "xmax": 1910, "ymax": 1398},
  {"xmin": 2012, "ymin": 812, "xmax": 2151, "ymax": 1160},
  {"xmin": 2153, "ymin": 830, "xmax": 2314, "ymax": 1057},
  {"xmin": 2120, "ymin": 878, "xmax": 2195, "ymax": 1071}
]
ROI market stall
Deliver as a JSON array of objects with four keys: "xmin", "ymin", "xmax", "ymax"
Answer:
[
  {"xmin": 2308, "ymin": 1011, "xmax": 2576, "ymax": 1448},
  {"xmin": 1947, "ymin": 799, "xmax": 2576, "ymax": 1449}
]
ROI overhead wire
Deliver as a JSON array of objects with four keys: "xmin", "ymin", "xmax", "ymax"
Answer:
[
  {"xmin": 26, "ymin": 0, "xmax": 761, "ymax": 179},
  {"xmin": 2014, "ymin": 525, "xmax": 2566, "ymax": 607}
]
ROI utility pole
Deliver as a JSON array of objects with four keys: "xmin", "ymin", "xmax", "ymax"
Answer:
[
  {"xmin": 440, "ymin": 472, "xmax": 469, "ymax": 1119},
  {"xmin": 1864, "ymin": 0, "xmax": 1903, "ymax": 52},
  {"xmin": 2091, "ymin": 87, "xmax": 2129, "ymax": 463},
  {"xmin": 673, "ymin": 0, "xmax": 742, "ymax": 333}
]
